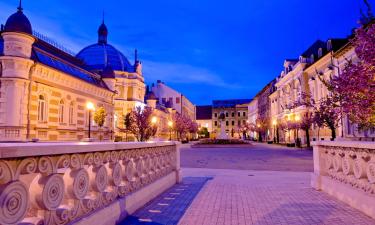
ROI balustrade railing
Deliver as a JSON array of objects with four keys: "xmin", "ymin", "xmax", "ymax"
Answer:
[
  {"xmin": 0, "ymin": 142, "xmax": 179, "ymax": 225},
  {"xmin": 313, "ymin": 141, "xmax": 375, "ymax": 194}
]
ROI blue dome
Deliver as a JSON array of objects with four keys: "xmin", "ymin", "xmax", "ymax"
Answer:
[
  {"xmin": 77, "ymin": 43, "xmax": 134, "ymax": 72},
  {"xmin": 4, "ymin": 7, "xmax": 32, "ymax": 35}
]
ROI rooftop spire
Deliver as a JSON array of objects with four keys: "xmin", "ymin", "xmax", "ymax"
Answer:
[
  {"xmin": 135, "ymin": 49, "xmax": 138, "ymax": 63},
  {"xmin": 98, "ymin": 12, "xmax": 108, "ymax": 44},
  {"xmin": 17, "ymin": 0, "xmax": 23, "ymax": 11}
]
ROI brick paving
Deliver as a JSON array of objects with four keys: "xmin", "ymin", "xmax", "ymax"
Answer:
[
  {"xmin": 119, "ymin": 177, "xmax": 210, "ymax": 225},
  {"xmin": 121, "ymin": 144, "xmax": 375, "ymax": 225},
  {"xmin": 178, "ymin": 168, "xmax": 375, "ymax": 225}
]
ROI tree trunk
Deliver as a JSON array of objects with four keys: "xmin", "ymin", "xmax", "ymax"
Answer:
[
  {"xmin": 305, "ymin": 128, "xmax": 310, "ymax": 147},
  {"xmin": 330, "ymin": 126, "xmax": 336, "ymax": 141}
]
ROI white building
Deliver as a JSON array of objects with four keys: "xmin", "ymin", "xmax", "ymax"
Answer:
[{"xmin": 151, "ymin": 80, "xmax": 196, "ymax": 121}]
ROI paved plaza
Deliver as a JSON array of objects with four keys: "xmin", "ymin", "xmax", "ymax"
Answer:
[
  {"xmin": 181, "ymin": 143, "xmax": 313, "ymax": 172},
  {"xmin": 123, "ymin": 144, "xmax": 375, "ymax": 225}
]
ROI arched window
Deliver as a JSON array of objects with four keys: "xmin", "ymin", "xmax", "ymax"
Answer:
[
  {"xmin": 38, "ymin": 95, "xmax": 47, "ymax": 122},
  {"xmin": 59, "ymin": 100, "xmax": 65, "ymax": 124},
  {"xmin": 69, "ymin": 102, "xmax": 75, "ymax": 125}
]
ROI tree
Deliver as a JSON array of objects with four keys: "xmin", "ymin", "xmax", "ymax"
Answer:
[
  {"xmin": 172, "ymin": 113, "xmax": 191, "ymax": 141},
  {"xmin": 255, "ymin": 117, "xmax": 270, "ymax": 142},
  {"xmin": 329, "ymin": 23, "xmax": 375, "ymax": 130},
  {"xmin": 124, "ymin": 106, "xmax": 157, "ymax": 142},
  {"xmin": 93, "ymin": 107, "xmax": 106, "ymax": 140},
  {"xmin": 198, "ymin": 127, "xmax": 209, "ymax": 138},
  {"xmin": 298, "ymin": 112, "xmax": 314, "ymax": 147},
  {"xmin": 313, "ymin": 97, "xmax": 341, "ymax": 140},
  {"xmin": 188, "ymin": 121, "xmax": 199, "ymax": 140}
]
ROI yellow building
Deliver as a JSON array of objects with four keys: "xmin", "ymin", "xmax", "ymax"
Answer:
[{"xmin": 0, "ymin": 4, "xmax": 145, "ymax": 141}]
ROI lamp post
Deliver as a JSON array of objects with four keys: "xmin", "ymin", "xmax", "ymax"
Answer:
[
  {"xmin": 168, "ymin": 121, "xmax": 173, "ymax": 141},
  {"xmin": 86, "ymin": 102, "xmax": 95, "ymax": 139}
]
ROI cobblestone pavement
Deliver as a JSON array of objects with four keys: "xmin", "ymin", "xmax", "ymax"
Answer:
[
  {"xmin": 181, "ymin": 143, "xmax": 313, "ymax": 172},
  {"xmin": 178, "ymin": 168, "xmax": 375, "ymax": 225},
  {"xmin": 120, "ymin": 177, "xmax": 210, "ymax": 225}
]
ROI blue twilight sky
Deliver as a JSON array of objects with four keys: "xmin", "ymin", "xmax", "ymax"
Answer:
[{"xmin": 0, "ymin": 0, "xmax": 372, "ymax": 105}]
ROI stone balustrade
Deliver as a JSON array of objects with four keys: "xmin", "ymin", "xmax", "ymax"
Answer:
[
  {"xmin": 0, "ymin": 142, "xmax": 181, "ymax": 225},
  {"xmin": 311, "ymin": 141, "xmax": 375, "ymax": 219}
]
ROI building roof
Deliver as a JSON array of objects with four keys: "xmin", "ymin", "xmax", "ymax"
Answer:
[
  {"xmin": 4, "ymin": 5, "xmax": 32, "ymax": 35},
  {"xmin": 31, "ymin": 38, "xmax": 109, "ymax": 89},
  {"xmin": 76, "ymin": 22, "xmax": 135, "ymax": 73},
  {"xmin": 196, "ymin": 105, "xmax": 212, "ymax": 120},
  {"xmin": 212, "ymin": 99, "xmax": 252, "ymax": 108},
  {"xmin": 301, "ymin": 40, "xmax": 327, "ymax": 58}
]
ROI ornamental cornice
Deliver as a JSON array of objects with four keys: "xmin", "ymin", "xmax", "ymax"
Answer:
[{"xmin": 32, "ymin": 64, "xmax": 113, "ymax": 101}]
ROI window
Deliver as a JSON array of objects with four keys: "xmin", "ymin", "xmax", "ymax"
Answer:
[
  {"xmin": 238, "ymin": 112, "xmax": 240, "ymax": 117},
  {"xmin": 162, "ymin": 98, "xmax": 166, "ymax": 104},
  {"xmin": 214, "ymin": 121, "xmax": 218, "ymax": 126},
  {"xmin": 243, "ymin": 112, "xmax": 246, "ymax": 117},
  {"xmin": 225, "ymin": 112, "xmax": 229, "ymax": 117},
  {"xmin": 38, "ymin": 95, "xmax": 47, "ymax": 122},
  {"xmin": 169, "ymin": 97, "xmax": 173, "ymax": 104},
  {"xmin": 69, "ymin": 102, "xmax": 75, "ymax": 124},
  {"xmin": 243, "ymin": 120, "xmax": 246, "ymax": 125},
  {"xmin": 232, "ymin": 112, "xmax": 235, "ymax": 117},
  {"xmin": 214, "ymin": 113, "xmax": 217, "ymax": 118},
  {"xmin": 58, "ymin": 99, "xmax": 64, "ymax": 124},
  {"xmin": 238, "ymin": 121, "xmax": 241, "ymax": 126},
  {"xmin": 318, "ymin": 48, "xmax": 323, "ymax": 58},
  {"xmin": 226, "ymin": 121, "xmax": 229, "ymax": 126},
  {"xmin": 176, "ymin": 97, "xmax": 180, "ymax": 104},
  {"xmin": 232, "ymin": 121, "xmax": 235, "ymax": 126}
]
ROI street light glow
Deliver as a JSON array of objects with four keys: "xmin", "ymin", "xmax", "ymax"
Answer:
[
  {"xmin": 168, "ymin": 121, "xmax": 173, "ymax": 127},
  {"xmin": 272, "ymin": 120, "xmax": 277, "ymax": 126},
  {"xmin": 295, "ymin": 115, "xmax": 301, "ymax": 121},
  {"xmin": 151, "ymin": 116, "xmax": 158, "ymax": 124},
  {"xmin": 86, "ymin": 102, "xmax": 95, "ymax": 111}
]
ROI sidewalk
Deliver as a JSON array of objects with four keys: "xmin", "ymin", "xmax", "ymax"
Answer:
[{"xmin": 178, "ymin": 168, "xmax": 375, "ymax": 225}]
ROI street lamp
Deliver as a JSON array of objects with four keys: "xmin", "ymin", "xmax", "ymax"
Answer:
[
  {"xmin": 86, "ymin": 102, "xmax": 95, "ymax": 139},
  {"xmin": 151, "ymin": 116, "xmax": 157, "ymax": 124},
  {"xmin": 168, "ymin": 121, "xmax": 173, "ymax": 141}
]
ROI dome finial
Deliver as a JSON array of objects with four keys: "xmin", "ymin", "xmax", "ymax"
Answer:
[
  {"xmin": 17, "ymin": 0, "xmax": 23, "ymax": 11},
  {"xmin": 98, "ymin": 12, "xmax": 108, "ymax": 44},
  {"xmin": 135, "ymin": 49, "xmax": 138, "ymax": 63}
]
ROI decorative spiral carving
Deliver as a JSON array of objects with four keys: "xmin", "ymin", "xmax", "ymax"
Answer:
[
  {"xmin": 72, "ymin": 169, "xmax": 90, "ymax": 199},
  {"xmin": 0, "ymin": 161, "xmax": 13, "ymax": 184},
  {"xmin": 70, "ymin": 154, "xmax": 82, "ymax": 169},
  {"xmin": 93, "ymin": 166, "xmax": 108, "ymax": 192},
  {"xmin": 0, "ymin": 181, "xmax": 29, "ymax": 225},
  {"xmin": 38, "ymin": 156, "xmax": 54, "ymax": 175},
  {"xmin": 40, "ymin": 174, "xmax": 65, "ymax": 210},
  {"xmin": 125, "ymin": 161, "xmax": 134, "ymax": 182},
  {"xmin": 367, "ymin": 161, "xmax": 375, "ymax": 184},
  {"xmin": 354, "ymin": 158, "xmax": 367, "ymax": 179},
  {"xmin": 324, "ymin": 155, "xmax": 332, "ymax": 171},
  {"xmin": 342, "ymin": 156, "xmax": 353, "ymax": 176},
  {"xmin": 111, "ymin": 163, "xmax": 122, "ymax": 186}
]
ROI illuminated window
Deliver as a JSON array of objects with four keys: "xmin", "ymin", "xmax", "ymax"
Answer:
[
  {"xmin": 69, "ymin": 102, "xmax": 75, "ymax": 124},
  {"xmin": 38, "ymin": 95, "xmax": 47, "ymax": 122},
  {"xmin": 58, "ymin": 99, "xmax": 65, "ymax": 124}
]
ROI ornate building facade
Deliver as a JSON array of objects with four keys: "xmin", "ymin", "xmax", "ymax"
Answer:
[
  {"xmin": 0, "ymin": 4, "xmax": 146, "ymax": 141},
  {"xmin": 212, "ymin": 99, "xmax": 252, "ymax": 138}
]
